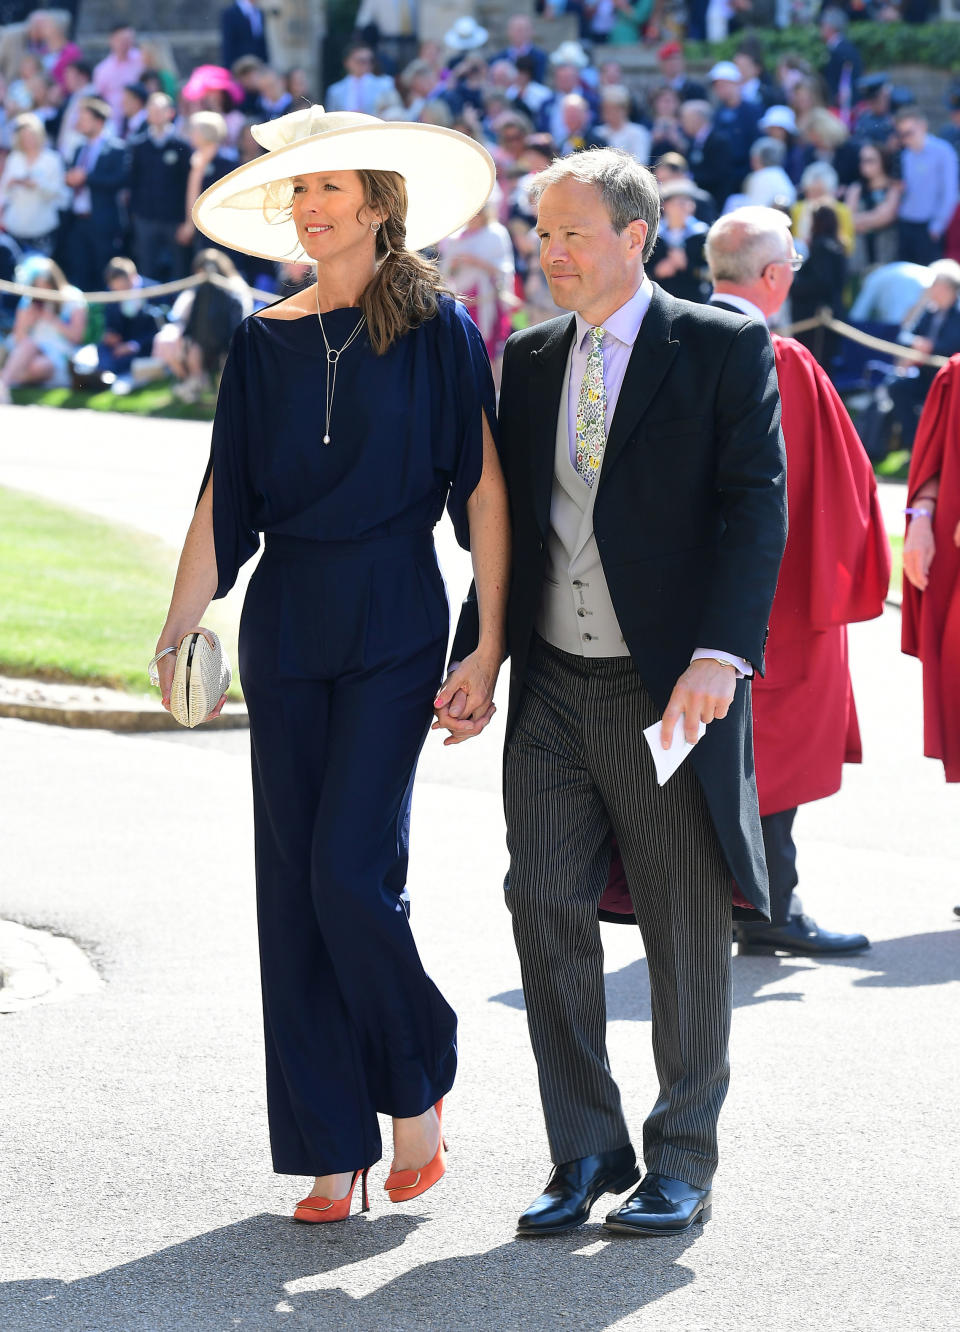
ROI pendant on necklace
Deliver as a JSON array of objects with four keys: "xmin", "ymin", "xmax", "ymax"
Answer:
[{"xmin": 323, "ymin": 434, "xmax": 331, "ymax": 445}]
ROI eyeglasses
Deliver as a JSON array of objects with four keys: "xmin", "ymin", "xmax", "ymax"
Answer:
[{"xmin": 766, "ymin": 254, "xmax": 803, "ymax": 274}]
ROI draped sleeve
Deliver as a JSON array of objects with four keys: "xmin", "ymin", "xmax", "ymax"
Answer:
[
  {"xmin": 442, "ymin": 297, "xmax": 499, "ymax": 551},
  {"xmin": 196, "ymin": 323, "xmax": 260, "ymax": 599}
]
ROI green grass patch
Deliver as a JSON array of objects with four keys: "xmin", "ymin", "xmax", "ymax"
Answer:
[
  {"xmin": 0, "ymin": 486, "xmax": 239, "ymax": 696},
  {"xmin": 875, "ymin": 449, "xmax": 911, "ymax": 483},
  {"xmin": 10, "ymin": 382, "xmax": 216, "ymax": 422}
]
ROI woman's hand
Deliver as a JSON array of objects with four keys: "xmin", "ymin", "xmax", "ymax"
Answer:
[
  {"xmin": 153, "ymin": 627, "xmax": 227, "ymax": 720},
  {"xmin": 903, "ymin": 515, "xmax": 936, "ymax": 591},
  {"xmin": 431, "ymin": 651, "xmax": 499, "ymax": 746}
]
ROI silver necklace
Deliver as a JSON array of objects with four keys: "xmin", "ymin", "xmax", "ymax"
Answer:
[{"xmin": 315, "ymin": 286, "xmax": 366, "ymax": 445}]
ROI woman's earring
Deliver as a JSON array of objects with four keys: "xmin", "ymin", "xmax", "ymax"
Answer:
[{"xmin": 371, "ymin": 221, "xmax": 381, "ymax": 233}]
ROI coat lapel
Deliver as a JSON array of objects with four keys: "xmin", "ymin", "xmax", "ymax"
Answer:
[
  {"xmin": 598, "ymin": 286, "xmax": 679, "ymax": 487},
  {"xmin": 527, "ymin": 315, "xmax": 576, "ymax": 537}
]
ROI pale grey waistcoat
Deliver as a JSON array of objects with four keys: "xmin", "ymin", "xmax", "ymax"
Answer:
[{"xmin": 535, "ymin": 351, "xmax": 630, "ymax": 658}]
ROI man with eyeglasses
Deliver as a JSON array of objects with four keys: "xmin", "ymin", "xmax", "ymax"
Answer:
[
  {"xmin": 705, "ymin": 206, "xmax": 890, "ymax": 957},
  {"xmin": 895, "ymin": 106, "xmax": 959, "ymax": 266}
]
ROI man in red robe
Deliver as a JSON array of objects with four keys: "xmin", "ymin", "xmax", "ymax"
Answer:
[
  {"xmin": 708, "ymin": 207, "xmax": 891, "ymax": 954},
  {"xmin": 600, "ymin": 206, "xmax": 892, "ymax": 954},
  {"xmin": 901, "ymin": 353, "xmax": 960, "ymax": 785}
]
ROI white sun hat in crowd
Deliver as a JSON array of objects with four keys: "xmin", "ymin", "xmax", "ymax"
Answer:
[
  {"xmin": 192, "ymin": 105, "xmax": 496, "ymax": 262},
  {"xmin": 443, "ymin": 16, "xmax": 489, "ymax": 50},
  {"xmin": 758, "ymin": 105, "xmax": 799, "ymax": 135},
  {"xmin": 550, "ymin": 40, "xmax": 590, "ymax": 68},
  {"xmin": 708, "ymin": 61, "xmax": 743, "ymax": 83}
]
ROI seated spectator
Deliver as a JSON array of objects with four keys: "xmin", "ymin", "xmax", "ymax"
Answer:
[
  {"xmin": 155, "ymin": 248, "xmax": 252, "ymax": 402},
  {"xmin": 791, "ymin": 202, "xmax": 848, "ymax": 366},
  {"xmin": 508, "ymin": 132, "xmax": 557, "ymax": 227},
  {"xmin": 654, "ymin": 149, "xmax": 717, "ymax": 224},
  {"xmin": 743, "ymin": 136, "xmax": 797, "ymax": 208},
  {"xmin": 491, "ymin": 111, "xmax": 533, "ymax": 179},
  {"xmin": 94, "ymin": 256, "xmax": 160, "ymax": 381},
  {"xmin": 544, "ymin": 48, "xmax": 596, "ymax": 147},
  {"xmin": 797, "ymin": 106, "xmax": 860, "ymax": 190},
  {"xmin": 0, "ymin": 111, "xmax": 65, "ymax": 257},
  {"xmin": 847, "ymin": 143, "xmax": 903, "ymax": 271},
  {"xmin": 649, "ymin": 180, "xmax": 710, "ymax": 303},
  {"xmin": 441, "ymin": 54, "xmax": 488, "ymax": 121},
  {"xmin": 788, "ymin": 75, "xmax": 826, "ymax": 126},
  {"xmin": 0, "ymin": 255, "xmax": 87, "ymax": 401},
  {"xmin": 557, "ymin": 93, "xmax": 601, "ymax": 156},
  {"xmin": 853, "ymin": 73, "xmax": 896, "ymax": 150},
  {"xmin": 793, "ymin": 162, "xmax": 855, "ymax": 256},
  {"xmin": 438, "ymin": 202, "xmax": 515, "ymax": 370},
  {"xmin": 183, "ymin": 64, "xmax": 246, "ymax": 146},
  {"xmin": 648, "ymin": 85, "xmax": 687, "ymax": 161},
  {"xmin": 896, "ymin": 105, "xmax": 960, "ymax": 267},
  {"xmin": 595, "ymin": 84, "xmax": 651, "ymax": 163},
  {"xmin": 890, "ymin": 259, "xmax": 960, "ymax": 449},
  {"xmin": 6, "ymin": 52, "xmax": 43, "ymax": 114},
  {"xmin": 680, "ymin": 99, "xmax": 736, "ymax": 212}
]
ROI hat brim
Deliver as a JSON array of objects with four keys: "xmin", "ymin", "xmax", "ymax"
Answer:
[
  {"xmin": 192, "ymin": 121, "xmax": 496, "ymax": 261},
  {"xmin": 445, "ymin": 26, "xmax": 489, "ymax": 50}
]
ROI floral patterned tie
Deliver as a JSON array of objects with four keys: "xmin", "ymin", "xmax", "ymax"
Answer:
[{"xmin": 575, "ymin": 325, "xmax": 606, "ymax": 488}]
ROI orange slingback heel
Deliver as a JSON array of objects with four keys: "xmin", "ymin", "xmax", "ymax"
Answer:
[
  {"xmin": 293, "ymin": 1167, "xmax": 370, "ymax": 1223},
  {"xmin": 384, "ymin": 1099, "xmax": 446, "ymax": 1204}
]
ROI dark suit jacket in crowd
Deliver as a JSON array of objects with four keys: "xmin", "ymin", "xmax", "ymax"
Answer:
[
  {"xmin": 72, "ymin": 135, "xmax": 128, "ymax": 238},
  {"xmin": 452, "ymin": 284, "xmax": 788, "ymax": 911},
  {"xmin": 221, "ymin": 1, "xmax": 269, "ymax": 70},
  {"xmin": 686, "ymin": 128, "xmax": 736, "ymax": 209},
  {"xmin": 824, "ymin": 36, "xmax": 862, "ymax": 102},
  {"xmin": 490, "ymin": 43, "xmax": 548, "ymax": 83},
  {"xmin": 912, "ymin": 304, "xmax": 960, "ymax": 388}
]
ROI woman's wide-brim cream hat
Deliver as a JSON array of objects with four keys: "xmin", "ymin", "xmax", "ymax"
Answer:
[{"xmin": 192, "ymin": 105, "xmax": 496, "ymax": 262}]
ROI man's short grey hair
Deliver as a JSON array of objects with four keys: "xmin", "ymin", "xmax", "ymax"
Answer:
[
  {"xmin": 751, "ymin": 136, "xmax": 786, "ymax": 168},
  {"xmin": 800, "ymin": 161, "xmax": 839, "ymax": 195},
  {"xmin": 929, "ymin": 258, "xmax": 960, "ymax": 291},
  {"xmin": 681, "ymin": 99, "xmax": 712, "ymax": 123},
  {"xmin": 705, "ymin": 205, "xmax": 793, "ymax": 284},
  {"xmin": 530, "ymin": 147, "xmax": 661, "ymax": 261}
]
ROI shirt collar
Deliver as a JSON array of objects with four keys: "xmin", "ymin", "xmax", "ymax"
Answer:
[
  {"xmin": 575, "ymin": 276, "xmax": 653, "ymax": 351},
  {"xmin": 710, "ymin": 291, "xmax": 767, "ymax": 323}
]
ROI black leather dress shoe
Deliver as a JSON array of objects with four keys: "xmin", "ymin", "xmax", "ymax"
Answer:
[
  {"xmin": 516, "ymin": 1145, "xmax": 640, "ymax": 1236},
  {"xmin": 734, "ymin": 912, "xmax": 870, "ymax": 956},
  {"xmin": 604, "ymin": 1174, "xmax": 712, "ymax": 1236}
]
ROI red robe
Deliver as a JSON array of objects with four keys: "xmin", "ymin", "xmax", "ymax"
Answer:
[
  {"xmin": 599, "ymin": 335, "xmax": 890, "ymax": 922},
  {"xmin": 901, "ymin": 354, "xmax": 960, "ymax": 781},
  {"xmin": 752, "ymin": 335, "xmax": 890, "ymax": 816}
]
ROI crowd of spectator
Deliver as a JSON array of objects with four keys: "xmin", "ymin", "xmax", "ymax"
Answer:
[{"xmin": 0, "ymin": 3, "xmax": 958, "ymax": 448}]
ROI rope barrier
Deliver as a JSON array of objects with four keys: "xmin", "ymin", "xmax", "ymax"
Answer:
[
  {"xmin": 0, "ymin": 272, "xmax": 266, "ymax": 305},
  {"xmin": 0, "ymin": 277, "xmax": 949, "ymax": 369},
  {"xmin": 776, "ymin": 310, "xmax": 949, "ymax": 368}
]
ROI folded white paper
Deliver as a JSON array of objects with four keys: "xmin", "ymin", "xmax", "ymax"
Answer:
[{"xmin": 643, "ymin": 714, "xmax": 707, "ymax": 786}]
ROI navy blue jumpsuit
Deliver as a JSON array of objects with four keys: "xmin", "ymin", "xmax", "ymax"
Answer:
[{"xmin": 201, "ymin": 293, "xmax": 495, "ymax": 1175}]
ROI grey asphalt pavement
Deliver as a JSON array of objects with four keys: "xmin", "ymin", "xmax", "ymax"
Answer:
[{"xmin": 1, "ymin": 405, "xmax": 958, "ymax": 1332}]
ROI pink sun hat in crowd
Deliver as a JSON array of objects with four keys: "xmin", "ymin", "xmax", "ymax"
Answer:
[{"xmin": 183, "ymin": 64, "xmax": 244, "ymax": 106}]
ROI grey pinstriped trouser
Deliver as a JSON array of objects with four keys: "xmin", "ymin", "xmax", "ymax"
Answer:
[{"xmin": 504, "ymin": 637, "xmax": 733, "ymax": 1190}]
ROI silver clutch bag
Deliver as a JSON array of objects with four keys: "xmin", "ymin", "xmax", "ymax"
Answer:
[{"xmin": 169, "ymin": 630, "xmax": 232, "ymax": 728}]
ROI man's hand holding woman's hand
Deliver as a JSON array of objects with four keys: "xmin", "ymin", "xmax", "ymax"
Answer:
[{"xmin": 431, "ymin": 650, "xmax": 500, "ymax": 746}]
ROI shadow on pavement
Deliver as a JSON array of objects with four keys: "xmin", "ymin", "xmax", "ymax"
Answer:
[
  {"xmin": 1, "ymin": 1212, "xmax": 700, "ymax": 1331},
  {"xmin": 492, "ymin": 954, "xmax": 814, "ymax": 1021},
  {"xmin": 827, "ymin": 929, "xmax": 960, "ymax": 989}
]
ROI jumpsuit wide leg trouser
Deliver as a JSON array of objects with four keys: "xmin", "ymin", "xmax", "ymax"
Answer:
[{"xmin": 239, "ymin": 531, "xmax": 458, "ymax": 1176}]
